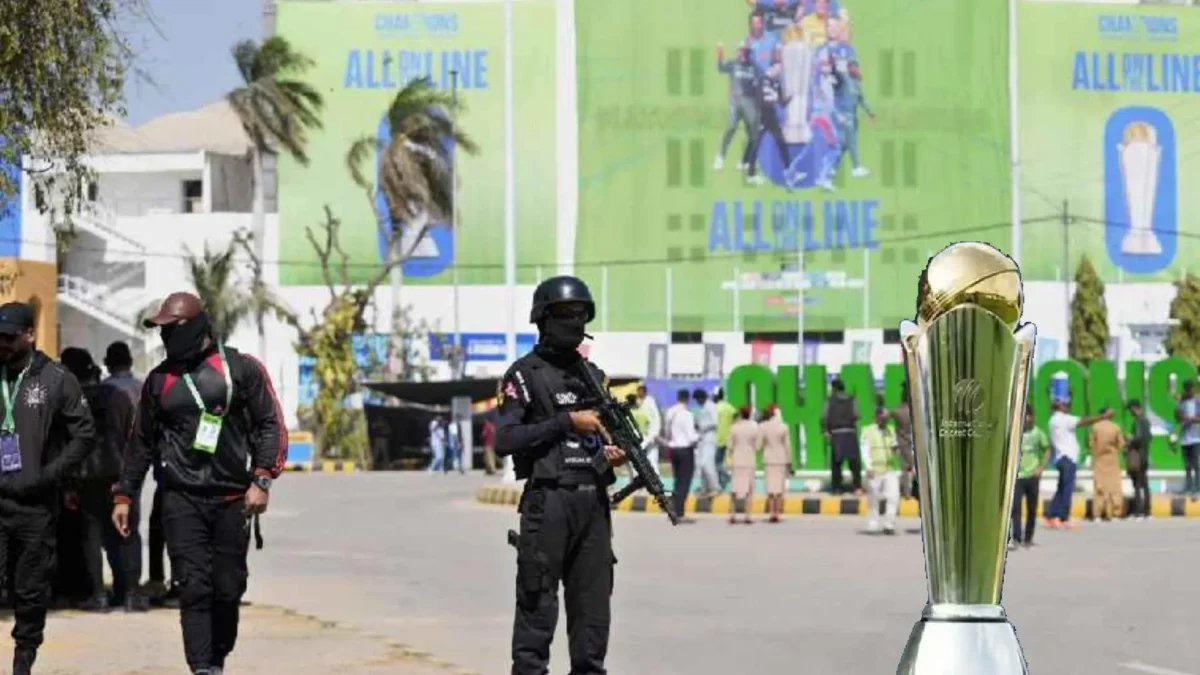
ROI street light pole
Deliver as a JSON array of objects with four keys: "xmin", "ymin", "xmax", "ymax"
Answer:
[
  {"xmin": 797, "ymin": 242, "xmax": 805, "ymax": 366},
  {"xmin": 503, "ymin": 0, "xmax": 517, "ymax": 362},
  {"xmin": 450, "ymin": 69, "xmax": 462, "ymax": 378}
]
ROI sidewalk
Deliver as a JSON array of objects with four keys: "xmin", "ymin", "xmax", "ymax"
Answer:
[
  {"xmin": 2, "ymin": 603, "xmax": 472, "ymax": 675},
  {"xmin": 477, "ymin": 483, "xmax": 1200, "ymax": 519}
]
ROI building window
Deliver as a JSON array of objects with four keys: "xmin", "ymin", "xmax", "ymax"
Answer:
[{"xmin": 182, "ymin": 180, "xmax": 203, "ymax": 213}]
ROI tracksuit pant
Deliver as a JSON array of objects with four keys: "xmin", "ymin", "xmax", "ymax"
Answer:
[
  {"xmin": 163, "ymin": 490, "xmax": 251, "ymax": 672},
  {"xmin": 149, "ymin": 482, "xmax": 167, "ymax": 584},
  {"xmin": 0, "ymin": 503, "xmax": 55, "ymax": 651}
]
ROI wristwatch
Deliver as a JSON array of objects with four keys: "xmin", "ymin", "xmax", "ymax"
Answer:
[{"xmin": 253, "ymin": 475, "xmax": 273, "ymax": 491}]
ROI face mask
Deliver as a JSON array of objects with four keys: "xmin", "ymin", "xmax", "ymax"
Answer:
[
  {"xmin": 161, "ymin": 313, "xmax": 211, "ymax": 362},
  {"xmin": 541, "ymin": 316, "xmax": 587, "ymax": 351}
]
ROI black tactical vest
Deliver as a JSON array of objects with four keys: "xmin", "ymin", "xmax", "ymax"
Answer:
[
  {"xmin": 513, "ymin": 353, "xmax": 614, "ymax": 486},
  {"xmin": 826, "ymin": 394, "xmax": 857, "ymax": 432}
]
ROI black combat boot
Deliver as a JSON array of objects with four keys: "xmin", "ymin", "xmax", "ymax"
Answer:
[
  {"xmin": 125, "ymin": 590, "xmax": 151, "ymax": 613},
  {"xmin": 13, "ymin": 647, "xmax": 36, "ymax": 675}
]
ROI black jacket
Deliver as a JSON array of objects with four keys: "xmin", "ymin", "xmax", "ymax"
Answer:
[
  {"xmin": 115, "ymin": 344, "xmax": 287, "ymax": 501},
  {"xmin": 0, "ymin": 351, "xmax": 96, "ymax": 505},
  {"xmin": 72, "ymin": 381, "xmax": 135, "ymax": 483},
  {"xmin": 823, "ymin": 393, "xmax": 859, "ymax": 433},
  {"xmin": 494, "ymin": 346, "xmax": 614, "ymax": 485}
]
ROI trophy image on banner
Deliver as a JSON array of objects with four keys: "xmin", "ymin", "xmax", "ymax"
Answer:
[
  {"xmin": 1119, "ymin": 121, "xmax": 1163, "ymax": 256},
  {"xmin": 781, "ymin": 41, "xmax": 813, "ymax": 144},
  {"xmin": 896, "ymin": 242, "xmax": 1036, "ymax": 675},
  {"xmin": 397, "ymin": 208, "xmax": 440, "ymax": 260}
]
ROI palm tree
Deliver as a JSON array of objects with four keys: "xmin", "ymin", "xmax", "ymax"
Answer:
[
  {"xmin": 140, "ymin": 237, "xmax": 289, "ymax": 349},
  {"xmin": 184, "ymin": 241, "xmax": 250, "ymax": 341},
  {"xmin": 346, "ymin": 76, "xmax": 478, "ymax": 378},
  {"xmin": 226, "ymin": 36, "xmax": 324, "ymax": 360}
]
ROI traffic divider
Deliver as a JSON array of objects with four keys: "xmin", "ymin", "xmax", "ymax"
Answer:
[{"xmin": 475, "ymin": 484, "xmax": 1200, "ymax": 518}]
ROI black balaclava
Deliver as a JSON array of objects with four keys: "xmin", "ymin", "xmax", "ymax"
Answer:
[
  {"xmin": 540, "ymin": 314, "xmax": 588, "ymax": 352},
  {"xmin": 161, "ymin": 312, "xmax": 213, "ymax": 363}
]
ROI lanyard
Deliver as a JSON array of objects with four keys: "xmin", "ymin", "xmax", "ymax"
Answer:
[
  {"xmin": 1, "ymin": 362, "xmax": 29, "ymax": 433},
  {"xmin": 182, "ymin": 345, "xmax": 232, "ymax": 416}
]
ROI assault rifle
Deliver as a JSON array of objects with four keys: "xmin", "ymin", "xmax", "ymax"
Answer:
[{"xmin": 575, "ymin": 362, "xmax": 680, "ymax": 526}]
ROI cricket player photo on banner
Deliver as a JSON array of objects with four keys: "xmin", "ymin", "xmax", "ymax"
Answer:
[
  {"xmin": 274, "ymin": 0, "xmax": 558, "ymax": 287},
  {"xmin": 574, "ymin": 0, "xmax": 1012, "ymax": 333},
  {"xmin": 1018, "ymin": 0, "xmax": 1198, "ymax": 281}
]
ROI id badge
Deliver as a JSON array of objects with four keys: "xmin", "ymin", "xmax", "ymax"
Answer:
[
  {"xmin": 0, "ymin": 432, "xmax": 21, "ymax": 473},
  {"xmin": 193, "ymin": 412, "xmax": 223, "ymax": 454}
]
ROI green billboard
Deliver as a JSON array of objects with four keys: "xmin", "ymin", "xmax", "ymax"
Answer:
[
  {"xmin": 574, "ymin": 0, "xmax": 1012, "ymax": 332},
  {"xmin": 1018, "ymin": 1, "xmax": 1199, "ymax": 282},
  {"xmin": 276, "ymin": 1, "xmax": 557, "ymax": 286}
]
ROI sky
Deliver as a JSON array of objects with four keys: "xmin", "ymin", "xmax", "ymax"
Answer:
[{"xmin": 119, "ymin": 0, "xmax": 264, "ymax": 125}]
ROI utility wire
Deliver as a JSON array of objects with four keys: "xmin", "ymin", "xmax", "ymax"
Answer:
[{"xmin": 33, "ymin": 214, "xmax": 1062, "ymax": 272}]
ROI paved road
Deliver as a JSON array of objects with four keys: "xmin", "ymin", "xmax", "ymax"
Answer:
[
  {"xmin": 5, "ymin": 603, "xmax": 460, "ymax": 675},
  {"xmin": 230, "ymin": 473, "xmax": 1200, "ymax": 675}
]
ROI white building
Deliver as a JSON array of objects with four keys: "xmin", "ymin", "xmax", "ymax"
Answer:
[{"xmin": 22, "ymin": 102, "xmax": 290, "ymax": 407}]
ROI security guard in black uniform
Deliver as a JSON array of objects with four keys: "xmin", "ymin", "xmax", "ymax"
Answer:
[{"xmin": 496, "ymin": 276, "xmax": 627, "ymax": 675}]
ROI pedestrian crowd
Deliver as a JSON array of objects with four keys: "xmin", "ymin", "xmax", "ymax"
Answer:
[
  {"xmin": 27, "ymin": 340, "xmax": 178, "ymax": 615},
  {"xmin": 0, "ymin": 292, "xmax": 287, "ymax": 675},
  {"xmin": 613, "ymin": 377, "xmax": 1184, "ymax": 542}
]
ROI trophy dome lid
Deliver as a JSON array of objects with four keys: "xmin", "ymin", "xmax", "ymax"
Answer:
[{"xmin": 917, "ymin": 242, "xmax": 1022, "ymax": 328}]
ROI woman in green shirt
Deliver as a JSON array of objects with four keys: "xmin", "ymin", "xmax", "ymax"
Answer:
[{"xmin": 1012, "ymin": 406, "xmax": 1050, "ymax": 549}]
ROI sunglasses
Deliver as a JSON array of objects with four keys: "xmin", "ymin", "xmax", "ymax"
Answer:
[{"xmin": 547, "ymin": 304, "xmax": 589, "ymax": 321}]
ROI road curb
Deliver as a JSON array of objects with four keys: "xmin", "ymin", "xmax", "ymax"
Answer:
[
  {"xmin": 285, "ymin": 461, "xmax": 359, "ymax": 473},
  {"xmin": 475, "ymin": 484, "xmax": 1200, "ymax": 518}
]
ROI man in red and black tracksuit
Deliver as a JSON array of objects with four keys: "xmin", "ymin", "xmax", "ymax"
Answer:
[
  {"xmin": 0, "ymin": 303, "xmax": 96, "ymax": 675},
  {"xmin": 112, "ymin": 292, "xmax": 287, "ymax": 675}
]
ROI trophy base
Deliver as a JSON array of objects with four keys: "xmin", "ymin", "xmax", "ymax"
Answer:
[
  {"xmin": 897, "ymin": 618, "xmax": 1028, "ymax": 675},
  {"xmin": 1121, "ymin": 229, "xmax": 1162, "ymax": 256}
]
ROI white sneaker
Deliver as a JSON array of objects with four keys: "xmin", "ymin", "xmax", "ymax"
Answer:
[
  {"xmin": 816, "ymin": 179, "xmax": 836, "ymax": 192},
  {"xmin": 737, "ymin": 162, "xmax": 749, "ymax": 172},
  {"xmin": 851, "ymin": 166, "xmax": 869, "ymax": 178},
  {"xmin": 714, "ymin": 155, "xmax": 724, "ymax": 171},
  {"xmin": 785, "ymin": 169, "xmax": 807, "ymax": 189},
  {"xmin": 747, "ymin": 174, "xmax": 766, "ymax": 186},
  {"xmin": 866, "ymin": 520, "xmax": 880, "ymax": 533}
]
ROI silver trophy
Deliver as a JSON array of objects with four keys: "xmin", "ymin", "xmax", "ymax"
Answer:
[
  {"xmin": 897, "ymin": 242, "xmax": 1035, "ymax": 675},
  {"xmin": 1118, "ymin": 121, "xmax": 1163, "ymax": 256},
  {"xmin": 781, "ymin": 41, "xmax": 812, "ymax": 145}
]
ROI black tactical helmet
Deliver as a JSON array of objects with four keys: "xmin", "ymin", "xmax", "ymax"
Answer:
[{"xmin": 529, "ymin": 276, "xmax": 595, "ymax": 323}]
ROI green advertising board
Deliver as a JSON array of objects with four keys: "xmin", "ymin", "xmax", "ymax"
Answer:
[
  {"xmin": 574, "ymin": 0, "xmax": 1012, "ymax": 332},
  {"xmin": 275, "ymin": 1, "xmax": 557, "ymax": 286},
  {"xmin": 725, "ymin": 357, "xmax": 1193, "ymax": 471},
  {"xmin": 1018, "ymin": 1, "xmax": 1199, "ymax": 282}
]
